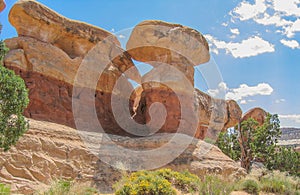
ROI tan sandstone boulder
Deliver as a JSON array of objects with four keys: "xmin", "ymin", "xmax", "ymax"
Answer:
[
  {"xmin": 0, "ymin": 119, "xmax": 246, "ymax": 194},
  {"xmin": 126, "ymin": 20, "xmax": 210, "ymax": 84}
]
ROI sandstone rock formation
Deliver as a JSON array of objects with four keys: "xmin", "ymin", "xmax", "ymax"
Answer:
[
  {"xmin": 127, "ymin": 20, "xmax": 210, "ymax": 85},
  {"xmin": 5, "ymin": 1, "xmax": 242, "ymax": 140},
  {"xmin": 241, "ymin": 107, "xmax": 267, "ymax": 125},
  {"xmin": 0, "ymin": 0, "xmax": 5, "ymax": 12},
  {"xmin": 0, "ymin": 119, "xmax": 246, "ymax": 194},
  {"xmin": 4, "ymin": 0, "xmax": 142, "ymax": 135}
]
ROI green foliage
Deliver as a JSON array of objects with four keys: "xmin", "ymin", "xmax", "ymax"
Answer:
[
  {"xmin": 42, "ymin": 179, "xmax": 99, "ymax": 195},
  {"xmin": 198, "ymin": 175, "xmax": 234, "ymax": 195},
  {"xmin": 260, "ymin": 171, "xmax": 300, "ymax": 194},
  {"xmin": 240, "ymin": 179, "xmax": 259, "ymax": 194},
  {"xmin": 0, "ymin": 183, "xmax": 10, "ymax": 195},
  {"xmin": 267, "ymin": 146, "xmax": 300, "ymax": 177},
  {"xmin": 217, "ymin": 113, "xmax": 283, "ymax": 173},
  {"xmin": 0, "ymin": 41, "xmax": 29, "ymax": 151},
  {"xmin": 45, "ymin": 180, "xmax": 72, "ymax": 195},
  {"xmin": 114, "ymin": 170, "xmax": 176, "ymax": 195},
  {"xmin": 250, "ymin": 114, "xmax": 281, "ymax": 164},
  {"xmin": 156, "ymin": 168, "xmax": 200, "ymax": 193},
  {"xmin": 217, "ymin": 128, "xmax": 240, "ymax": 161}
]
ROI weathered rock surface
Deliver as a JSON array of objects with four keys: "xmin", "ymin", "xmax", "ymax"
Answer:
[
  {"xmin": 127, "ymin": 20, "xmax": 210, "ymax": 84},
  {"xmin": 241, "ymin": 107, "xmax": 267, "ymax": 125},
  {"xmin": 9, "ymin": 0, "xmax": 118, "ymax": 58},
  {"xmin": 194, "ymin": 89, "xmax": 242, "ymax": 139},
  {"xmin": 0, "ymin": 119, "xmax": 245, "ymax": 194},
  {"xmin": 0, "ymin": 0, "xmax": 5, "ymax": 12},
  {"xmin": 4, "ymin": 0, "xmax": 142, "ymax": 134}
]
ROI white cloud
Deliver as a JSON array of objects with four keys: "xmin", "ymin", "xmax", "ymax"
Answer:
[
  {"xmin": 222, "ymin": 22, "xmax": 229, "ymax": 27},
  {"xmin": 284, "ymin": 19, "xmax": 300, "ymax": 38},
  {"xmin": 118, "ymin": 34, "xmax": 126, "ymax": 39},
  {"xmin": 207, "ymin": 82, "xmax": 228, "ymax": 98},
  {"xmin": 230, "ymin": 0, "xmax": 300, "ymax": 39},
  {"xmin": 280, "ymin": 39, "xmax": 300, "ymax": 49},
  {"xmin": 226, "ymin": 83, "xmax": 273, "ymax": 101},
  {"xmin": 231, "ymin": 0, "xmax": 267, "ymax": 21},
  {"xmin": 230, "ymin": 28, "xmax": 240, "ymax": 35},
  {"xmin": 255, "ymin": 13, "xmax": 293, "ymax": 27},
  {"xmin": 207, "ymin": 82, "xmax": 273, "ymax": 102},
  {"xmin": 240, "ymin": 100, "xmax": 247, "ymax": 104},
  {"xmin": 275, "ymin": 98, "xmax": 286, "ymax": 103},
  {"xmin": 272, "ymin": 0, "xmax": 300, "ymax": 17},
  {"xmin": 205, "ymin": 35, "xmax": 275, "ymax": 58},
  {"xmin": 279, "ymin": 114, "xmax": 300, "ymax": 124}
]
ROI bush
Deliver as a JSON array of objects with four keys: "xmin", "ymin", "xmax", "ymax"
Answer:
[
  {"xmin": 240, "ymin": 179, "xmax": 259, "ymax": 194},
  {"xmin": 260, "ymin": 171, "xmax": 300, "ymax": 195},
  {"xmin": 114, "ymin": 170, "xmax": 176, "ymax": 195},
  {"xmin": 267, "ymin": 146, "xmax": 300, "ymax": 177},
  {"xmin": 217, "ymin": 129, "xmax": 240, "ymax": 161},
  {"xmin": 0, "ymin": 41, "xmax": 29, "ymax": 151},
  {"xmin": 42, "ymin": 179, "xmax": 98, "ymax": 195},
  {"xmin": 156, "ymin": 168, "xmax": 200, "ymax": 192},
  {"xmin": 198, "ymin": 175, "xmax": 234, "ymax": 195},
  {"xmin": 0, "ymin": 183, "xmax": 10, "ymax": 195}
]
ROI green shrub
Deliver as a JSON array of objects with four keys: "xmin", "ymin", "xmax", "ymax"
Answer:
[
  {"xmin": 114, "ymin": 170, "xmax": 176, "ymax": 195},
  {"xmin": 240, "ymin": 179, "xmax": 259, "ymax": 195},
  {"xmin": 198, "ymin": 175, "xmax": 234, "ymax": 195},
  {"xmin": 156, "ymin": 168, "xmax": 200, "ymax": 192},
  {"xmin": 260, "ymin": 171, "xmax": 300, "ymax": 194},
  {"xmin": 0, "ymin": 183, "xmax": 10, "ymax": 195},
  {"xmin": 266, "ymin": 146, "xmax": 300, "ymax": 177},
  {"xmin": 45, "ymin": 180, "xmax": 72, "ymax": 195},
  {"xmin": 42, "ymin": 179, "xmax": 98, "ymax": 195},
  {"xmin": 0, "ymin": 41, "xmax": 29, "ymax": 151}
]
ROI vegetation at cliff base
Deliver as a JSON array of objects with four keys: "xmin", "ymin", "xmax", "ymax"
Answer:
[
  {"xmin": 0, "ymin": 40, "xmax": 29, "ymax": 151},
  {"xmin": 217, "ymin": 113, "xmax": 300, "ymax": 176}
]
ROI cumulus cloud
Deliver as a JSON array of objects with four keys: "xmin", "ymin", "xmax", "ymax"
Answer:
[
  {"xmin": 230, "ymin": 28, "xmax": 240, "ymax": 35},
  {"xmin": 272, "ymin": 0, "xmax": 300, "ymax": 17},
  {"xmin": 205, "ymin": 35, "xmax": 275, "ymax": 58},
  {"xmin": 207, "ymin": 82, "xmax": 274, "ymax": 102},
  {"xmin": 231, "ymin": 0, "xmax": 267, "ymax": 21},
  {"xmin": 226, "ymin": 83, "xmax": 273, "ymax": 101},
  {"xmin": 280, "ymin": 39, "xmax": 300, "ymax": 49},
  {"xmin": 207, "ymin": 82, "xmax": 228, "ymax": 98},
  {"xmin": 230, "ymin": 0, "xmax": 300, "ymax": 39}
]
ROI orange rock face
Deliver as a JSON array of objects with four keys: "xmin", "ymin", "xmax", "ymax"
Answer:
[
  {"xmin": 241, "ymin": 107, "xmax": 267, "ymax": 125},
  {"xmin": 4, "ymin": 0, "xmax": 141, "ymax": 135},
  {"xmin": 0, "ymin": 0, "xmax": 5, "ymax": 12}
]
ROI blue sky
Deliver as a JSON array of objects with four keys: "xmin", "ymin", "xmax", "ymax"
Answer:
[{"xmin": 1, "ymin": 0, "xmax": 300, "ymax": 127}]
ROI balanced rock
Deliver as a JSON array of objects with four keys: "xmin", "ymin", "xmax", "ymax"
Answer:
[{"xmin": 126, "ymin": 20, "xmax": 210, "ymax": 84}]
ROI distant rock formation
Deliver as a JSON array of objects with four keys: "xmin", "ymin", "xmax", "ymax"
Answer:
[
  {"xmin": 0, "ymin": 119, "xmax": 246, "ymax": 194},
  {"xmin": 278, "ymin": 127, "xmax": 300, "ymax": 149}
]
